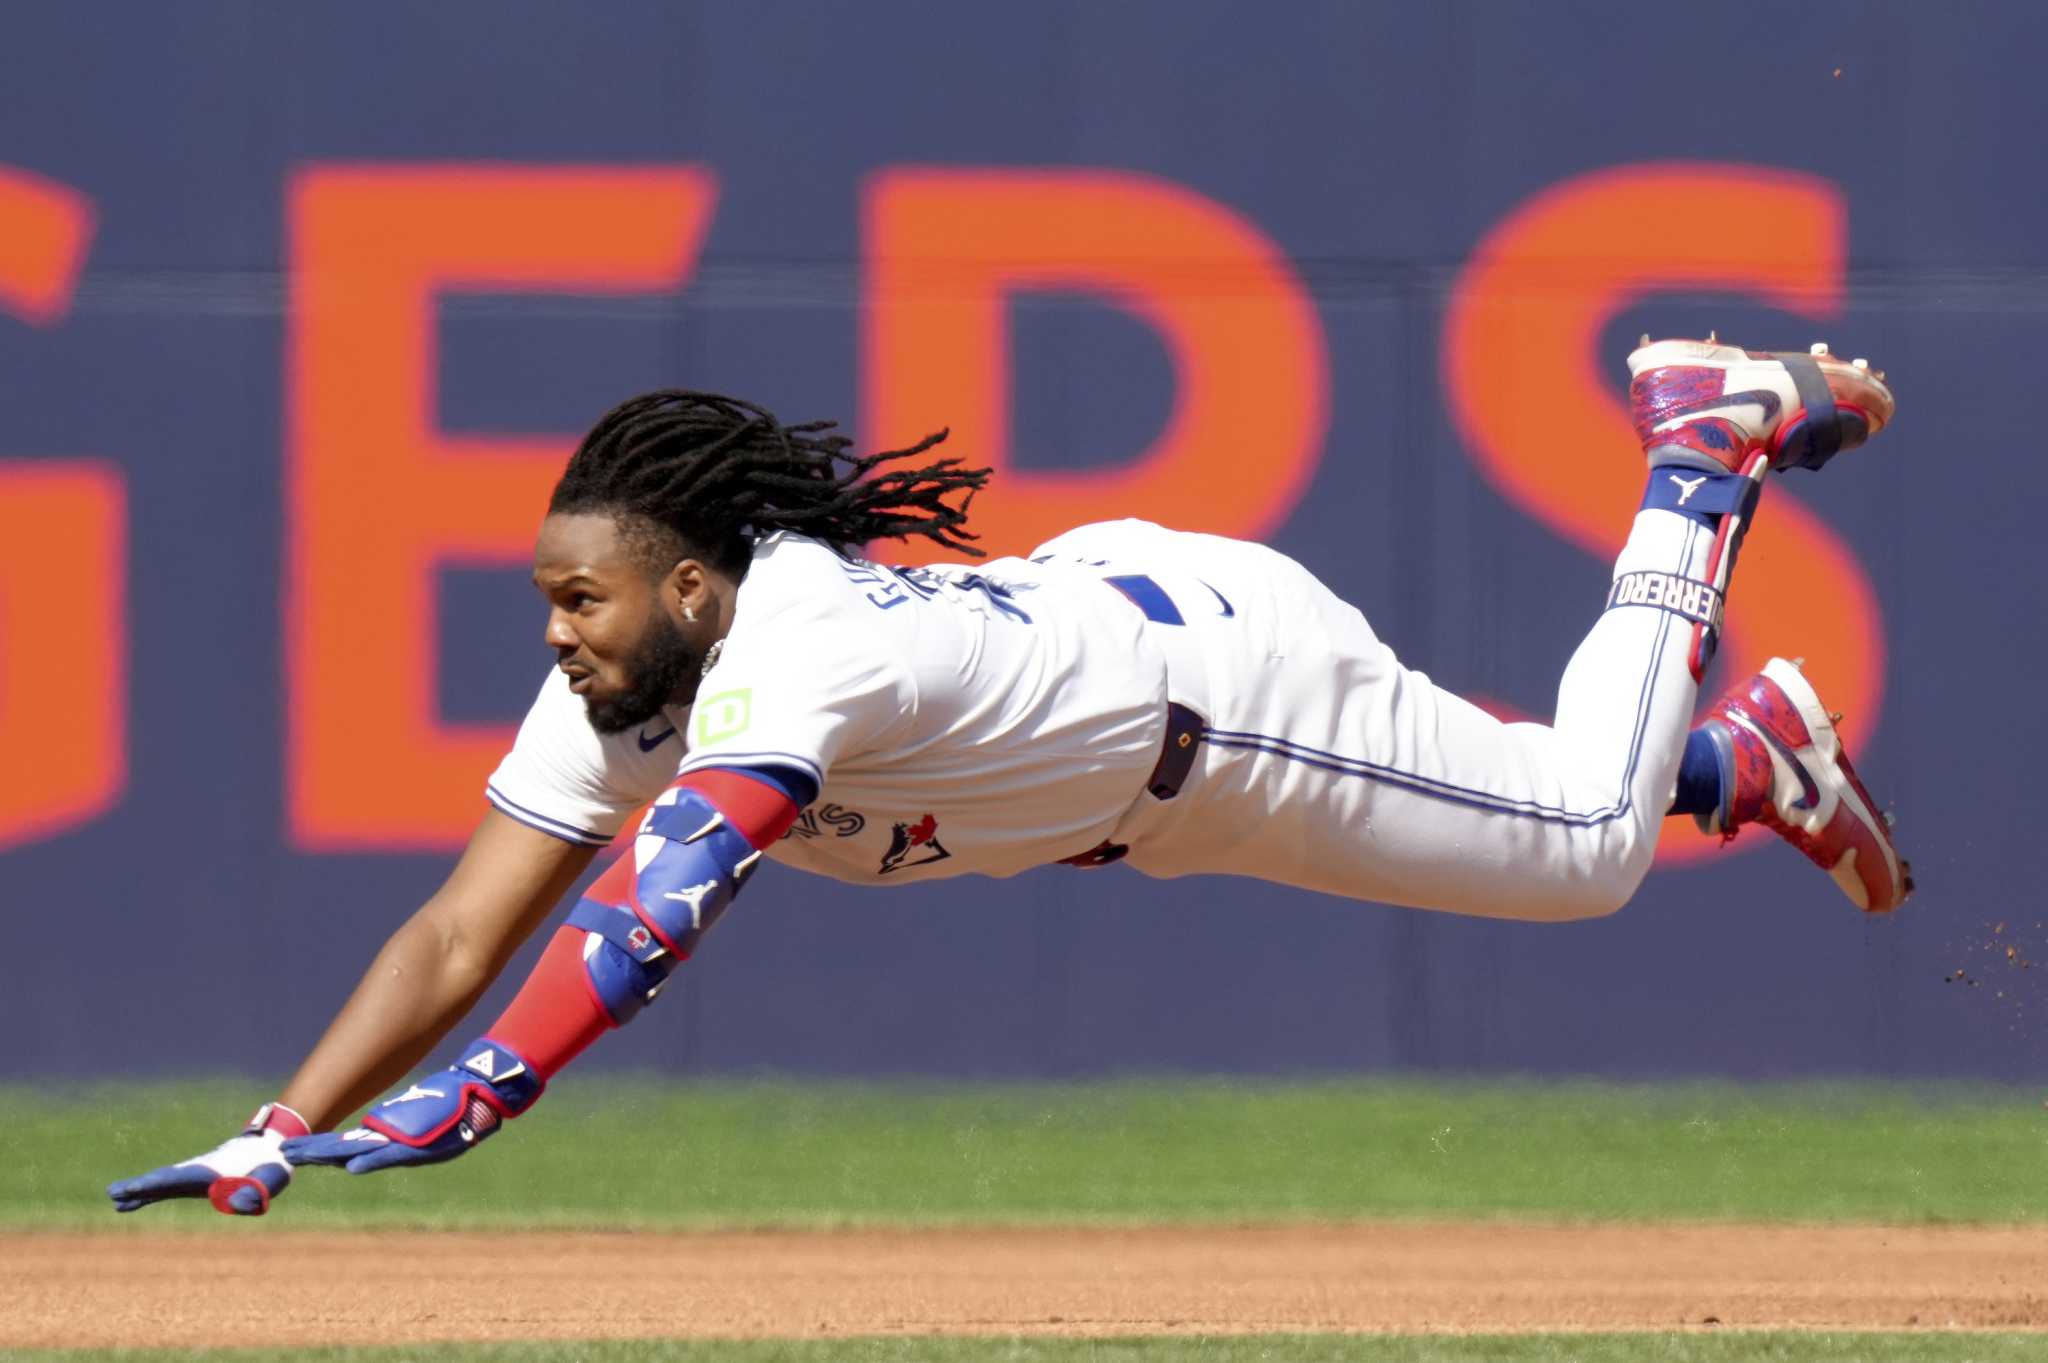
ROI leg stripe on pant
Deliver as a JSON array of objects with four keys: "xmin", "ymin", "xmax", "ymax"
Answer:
[{"xmin": 1201, "ymin": 522, "xmax": 1696, "ymax": 828}]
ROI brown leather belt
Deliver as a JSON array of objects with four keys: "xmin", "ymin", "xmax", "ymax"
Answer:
[{"xmin": 1057, "ymin": 701, "xmax": 1205, "ymax": 868}]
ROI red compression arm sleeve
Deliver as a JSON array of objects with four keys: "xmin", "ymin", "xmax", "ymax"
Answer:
[{"xmin": 483, "ymin": 769, "xmax": 801, "ymax": 1079}]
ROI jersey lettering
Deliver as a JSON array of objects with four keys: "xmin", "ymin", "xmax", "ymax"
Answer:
[
  {"xmin": 888, "ymin": 566, "xmax": 1035, "ymax": 623},
  {"xmin": 783, "ymin": 802, "xmax": 868, "ymax": 840},
  {"xmin": 817, "ymin": 803, "xmax": 866, "ymax": 837},
  {"xmin": 836, "ymin": 558, "xmax": 911, "ymax": 609}
]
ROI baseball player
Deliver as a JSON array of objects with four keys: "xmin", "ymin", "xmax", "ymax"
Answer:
[{"xmin": 108, "ymin": 337, "xmax": 1909, "ymax": 1215}]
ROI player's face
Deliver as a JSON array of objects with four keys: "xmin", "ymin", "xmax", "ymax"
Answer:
[{"xmin": 532, "ymin": 513, "xmax": 699, "ymax": 734}]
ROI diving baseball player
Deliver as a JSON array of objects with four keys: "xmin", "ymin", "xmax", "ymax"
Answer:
[{"xmin": 108, "ymin": 337, "xmax": 1908, "ymax": 1214}]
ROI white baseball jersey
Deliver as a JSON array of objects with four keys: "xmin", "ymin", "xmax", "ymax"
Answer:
[{"xmin": 487, "ymin": 529, "xmax": 1171, "ymax": 882}]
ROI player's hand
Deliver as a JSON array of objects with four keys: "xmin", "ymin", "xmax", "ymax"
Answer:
[
  {"xmin": 282, "ymin": 1038, "xmax": 542, "ymax": 1175},
  {"xmin": 105, "ymin": 1102, "xmax": 308, "ymax": 1216}
]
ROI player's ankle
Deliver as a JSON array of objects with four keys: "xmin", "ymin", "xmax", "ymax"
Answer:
[
  {"xmin": 1639, "ymin": 465, "xmax": 1760, "ymax": 533},
  {"xmin": 1668, "ymin": 727, "xmax": 1724, "ymax": 824}
]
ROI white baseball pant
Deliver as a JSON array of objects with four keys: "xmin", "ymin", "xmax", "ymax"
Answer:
[{"xmin": 1040, "ymin": 511, "xmax": 1711, "ymax": 921}]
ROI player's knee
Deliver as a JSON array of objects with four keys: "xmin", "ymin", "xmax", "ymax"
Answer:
[
  {"xmin": 1522, "ymin": 884, "xmax": 1624, "ymax": 922},
  {"xmin": 1581, "ymin": 831, "xmax": 1657, "ymax": 918},
  {"xmin": 1571, "ymin": 873, "xmax": 1637, "ymax": 921},
  {"xmin": 1525, "ymin": 831, "xmax": 1654, "ymax": 922}
]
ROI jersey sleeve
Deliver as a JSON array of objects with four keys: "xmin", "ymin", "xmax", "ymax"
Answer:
[
  {"xmin": 485, "ymin": 669, "xmax": 681, "ymax": 848},
  {"xmin": 677, "ymin": 622, "xmax": 913, "ymax": 791}
]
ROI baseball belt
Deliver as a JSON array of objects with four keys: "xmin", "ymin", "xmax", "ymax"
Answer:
[{"xmin": 1057, "ymin": 701, "xmax": 1205, "ymax": 868}]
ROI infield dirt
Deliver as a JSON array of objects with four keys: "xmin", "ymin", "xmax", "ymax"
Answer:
[{"xmin": 6, "ymin": 1224, "xmax": 2047, "ymax": 1350}]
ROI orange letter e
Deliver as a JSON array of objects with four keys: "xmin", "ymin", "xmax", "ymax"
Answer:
[{"xmin": 288, "ymin": 165, "xmax": 716, "ymax": 849}]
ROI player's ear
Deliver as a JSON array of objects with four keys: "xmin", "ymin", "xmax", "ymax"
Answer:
[{"xmin": 659, "ymin": 556, "xmax": 712, "ymax": 628}]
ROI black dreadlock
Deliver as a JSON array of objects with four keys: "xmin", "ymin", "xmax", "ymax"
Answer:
[{"xmin": 548, "ymin": 390, "xmax": 991, "ymax": 576}]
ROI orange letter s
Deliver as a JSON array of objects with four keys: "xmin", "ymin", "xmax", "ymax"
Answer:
[{"xmin": 1443, "ymin": 163, "xmax": 1884, "ymax": 866}]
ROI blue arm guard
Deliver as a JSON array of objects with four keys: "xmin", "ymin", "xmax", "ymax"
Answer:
[{"xmin": 563, "ymin": 784, "xmax": 766, "ymax": 1026}]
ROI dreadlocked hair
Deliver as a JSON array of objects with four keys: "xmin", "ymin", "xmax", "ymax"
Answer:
[{"xmin": 549, "ymin": 390, "xmax": 992, "ymax": 575}]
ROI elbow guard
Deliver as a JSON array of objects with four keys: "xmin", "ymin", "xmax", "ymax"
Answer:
[{"xmin": 564, "ymin": 783, "xmax": 769, "ymax": 1026}]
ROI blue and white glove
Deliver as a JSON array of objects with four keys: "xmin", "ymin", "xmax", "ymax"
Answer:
[
  {"xmin": 106, "ymin": 1102, "xmax": 309, "ymax": 1216},
  {"xmin": 282, "ymin": 1038, "xmax": 542, "ymax": 1174}
]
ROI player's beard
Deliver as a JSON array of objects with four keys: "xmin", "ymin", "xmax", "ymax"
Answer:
[{"xmin": 583, "ymin": 610, "xmax": 697, "ymax": 734}]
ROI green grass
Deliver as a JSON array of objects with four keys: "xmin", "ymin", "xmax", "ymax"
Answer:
[
  {"xmin": 5, "ymin": 1333, "xmax": 2047, "ymax": 1363},
  {"xmin": 11, "ymin": 1077, "xmax": 2048, "ymax": 1231}
]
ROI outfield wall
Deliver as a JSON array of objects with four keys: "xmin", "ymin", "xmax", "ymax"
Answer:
[{"xmin": 3, "ymin": 2, "xmax": 2041, "ymax": 1079}]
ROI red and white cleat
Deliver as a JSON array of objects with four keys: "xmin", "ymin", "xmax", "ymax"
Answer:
[
  {"xmin": 1692, "ymin": 657, "xmax": 1912, "ymax": 912},
  {"xmin": 1628, "ymin": 336, "xmax": 1896, "ymax": 475}
]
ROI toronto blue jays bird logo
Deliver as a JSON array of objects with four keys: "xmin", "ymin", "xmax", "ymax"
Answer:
[{"xmin": 879, "ymin": 813, "xmax": 951, "ymax": 875}]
